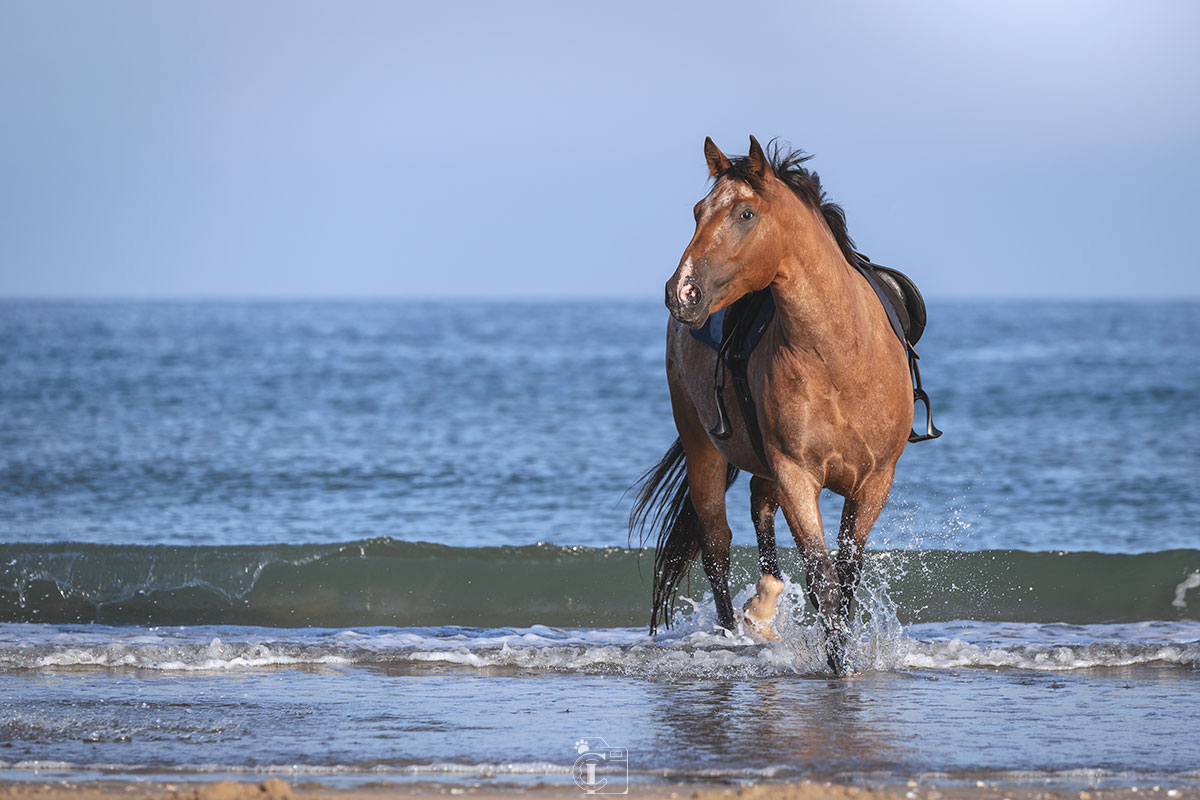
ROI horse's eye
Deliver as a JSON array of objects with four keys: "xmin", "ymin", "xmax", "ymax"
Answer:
[{"xmin": 740, "ymin": 209, "xmax": 755, "ymax": 221}]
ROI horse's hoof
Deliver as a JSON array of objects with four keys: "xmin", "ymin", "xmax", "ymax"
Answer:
[
  {"xmin": 741, "ymin": 574, "xmax": 784, "ymax": 641},
  {"xmin": 740, "ymin": 611, "xmax": 780, "ymax": 642},
  {"xmin": 823, "ymin": 618, "xmax": 853, "ymax": 675},
  {"xmin": 826, "ymin": 646, "xmax": 850, "ymax": 676}
]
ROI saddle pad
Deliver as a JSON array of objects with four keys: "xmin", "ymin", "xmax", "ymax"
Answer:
[
  {"xmin": 688, "ymin": 289, "xmax": 776, "ymax": 356},
  {"xmin": 690, "ymin": 309, "xmax": 725, "ymax": 351}
]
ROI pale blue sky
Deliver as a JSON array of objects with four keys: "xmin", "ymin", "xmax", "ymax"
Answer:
[{"xmin": 1, "ymin": 1, "xmax": 1197, "ymax": 298}]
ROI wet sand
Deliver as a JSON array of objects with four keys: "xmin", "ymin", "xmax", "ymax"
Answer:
[{"xmin": 2, "ymin": 780, "xmax": 1198, "ymax": 800}]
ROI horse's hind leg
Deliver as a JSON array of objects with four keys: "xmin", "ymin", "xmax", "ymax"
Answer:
[{"xmin": 742, "ymin": 476, "xmax": 785, "ymax": 639}]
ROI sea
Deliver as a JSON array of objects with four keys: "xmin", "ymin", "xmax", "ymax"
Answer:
[{"xmin": 0, "ymin": 299, "xmax": 1197, "ymax": 790}]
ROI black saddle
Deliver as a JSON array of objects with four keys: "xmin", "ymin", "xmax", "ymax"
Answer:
[
  {"xmin": 854, "ymin": 253, "xmax": 927, "ymax": 346},
  {"xmin": 849, "ymin": 253, "xmax": 942, "ymax": 443}
]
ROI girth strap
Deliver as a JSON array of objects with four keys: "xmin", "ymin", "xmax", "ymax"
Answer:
[
  {"xmin": 851, "ymin": 258, "xmax": 908, "ymax": 347},
  {"xmin": 707, "ymin": 290, "xmax": 773, "ymax": 467}
]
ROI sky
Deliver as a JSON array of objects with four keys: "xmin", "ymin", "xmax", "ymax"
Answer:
[{"xmin": 1, "ymin": 1, "xmax": 1198, "ymax": 299}]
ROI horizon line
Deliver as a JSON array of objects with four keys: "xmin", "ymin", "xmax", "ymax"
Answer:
[{"xmin": 0, "ymin": 292, "xmax": 1197, "ymax": 304}]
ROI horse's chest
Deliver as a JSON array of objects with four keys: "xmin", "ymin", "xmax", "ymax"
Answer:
[{"xmin": 676, "ymin": 332, "xmax": 857, "ymax": 476}]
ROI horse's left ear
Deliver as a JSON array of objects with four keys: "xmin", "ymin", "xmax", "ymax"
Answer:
[
  {"xmin": 747, "ymin": 136, "xmax": 771, "ymax": 180},
  {"xmin": 704, "ymin": 137, "xmax": 732, "ymax": 177}
]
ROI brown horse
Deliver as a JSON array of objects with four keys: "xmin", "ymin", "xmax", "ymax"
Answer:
[{"xmin": 632, "ymin": 136, "xmax": 915, "ymax": 673}]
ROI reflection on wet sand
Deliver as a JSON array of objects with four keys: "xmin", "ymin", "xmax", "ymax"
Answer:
[{"xmin": 650, "ymin": 676, "xmax": 904, "ymax": 778}]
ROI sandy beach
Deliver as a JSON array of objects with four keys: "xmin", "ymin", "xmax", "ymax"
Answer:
[{"xmin": 3, "ymin": 780, "xmax": 1199, "ymax": 800}]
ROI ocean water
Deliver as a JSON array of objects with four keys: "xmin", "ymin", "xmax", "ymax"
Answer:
[{"xmin": 0, "ymin": 299, "xmax": 1198, "ymax": 789}]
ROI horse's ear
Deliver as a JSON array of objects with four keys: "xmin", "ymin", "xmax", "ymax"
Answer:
[
  {"xmin": 747, "ymin": 135, "xmax": 771, "ymax": 180},
  {"xmin": 704, "ymin": 137, "xmax": 732, "ymax": 177}
]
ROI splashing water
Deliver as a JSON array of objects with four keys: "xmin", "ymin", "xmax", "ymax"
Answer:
[
  {"xmin": 1174, "ymin": 571, "xmax": 1200, "ymax": 612},
  {"xmin": 661, "ymin": 554, "xmax": 911, "ymax": 676}
]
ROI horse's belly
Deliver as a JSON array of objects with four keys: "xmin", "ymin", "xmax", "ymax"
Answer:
[
  {"xmin": 759, "ymin": 355, "xmax": 912, "ymax": 491},
  {"xmin": 707, "ymin": 389, "xmax": 770, "ymax": 475}
]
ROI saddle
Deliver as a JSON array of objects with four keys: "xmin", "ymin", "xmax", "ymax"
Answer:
[
  {"xmin": 690, "ymin": 255, "xmax": 941, "ymax": 465},
  {"xmin": 854, "ymin": 252, "xmax": 926, "ymax": 346}
]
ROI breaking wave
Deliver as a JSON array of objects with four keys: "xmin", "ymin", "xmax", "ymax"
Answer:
[{"xmin": 2, "ymin": 539, "xmax": 1198, "ymax": 628}]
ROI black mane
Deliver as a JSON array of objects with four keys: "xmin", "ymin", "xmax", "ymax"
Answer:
[{"xmin": 720, "ymin": 140, "xmax": 857, "ymax": 265}]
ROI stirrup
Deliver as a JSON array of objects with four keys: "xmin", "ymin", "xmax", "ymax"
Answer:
[
  {"xmin": 909, "ymin": 388, "xmax": 943, "ymax": 442},
  {"xmin": 907, "ymin": 345, "xmax": 942, "ymax": 443}
]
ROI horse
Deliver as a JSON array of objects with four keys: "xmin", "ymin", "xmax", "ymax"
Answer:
[{"xmin": 631, "ymin": 136, "xmax": 916, "ymax": 674}]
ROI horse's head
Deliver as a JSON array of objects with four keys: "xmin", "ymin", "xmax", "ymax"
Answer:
[{"xmin": 666, "ymin": 136, "xmax": 788, "ymax": 328}]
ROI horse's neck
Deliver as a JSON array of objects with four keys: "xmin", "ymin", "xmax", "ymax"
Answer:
[{"xmin": 769, "ymin": 223, "xmax": 870, "ymax": 355}]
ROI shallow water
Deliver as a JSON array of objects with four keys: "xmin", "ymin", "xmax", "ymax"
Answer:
[
  {"xmin": 1, "ymin": 299, "xmax": 1198, "ymax": 787},
  {"xmin": 1, "ymin": 622, "xmax": 1198, "ymax": 788}
]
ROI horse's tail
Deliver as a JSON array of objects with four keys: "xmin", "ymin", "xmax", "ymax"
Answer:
[{"xmin": 629, "ymin": 438, "xmax": 739, "ymax": 634}]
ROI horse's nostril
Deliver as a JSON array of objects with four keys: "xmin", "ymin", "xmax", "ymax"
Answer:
[{"xmin": 683, "ymin": 284, "xmax": 702, "ymax": 307}]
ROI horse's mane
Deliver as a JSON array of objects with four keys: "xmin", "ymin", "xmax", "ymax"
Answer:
[{"xmin": 720, "ymin": 140, "xmax": 857, "ymax": 266}]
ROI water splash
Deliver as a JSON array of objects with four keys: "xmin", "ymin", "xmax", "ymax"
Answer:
[
  {"xmin": 662, "ymin": 553, "xmax": 911, "ymax": 675},
  {"xmin": 1173, "ymin": 571, "xmax": 1200, "ymax": 613}
]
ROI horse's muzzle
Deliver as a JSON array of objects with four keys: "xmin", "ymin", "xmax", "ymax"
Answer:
[{"xmin": 665, "ymin": 275, "xmax": 710, "ymax": 329}]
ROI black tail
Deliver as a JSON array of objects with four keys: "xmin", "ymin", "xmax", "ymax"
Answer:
[{"xmin": 629, "ymin": 439, "xmax": 739, "ymax": 633}]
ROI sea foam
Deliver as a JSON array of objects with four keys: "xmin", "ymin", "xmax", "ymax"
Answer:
[{"xmin": 2, "ymin": 616, "xmax": 1196, "ymax": 676}]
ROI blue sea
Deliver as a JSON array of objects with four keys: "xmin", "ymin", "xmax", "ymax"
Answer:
[{"xmin": 1, "ymin": 299, "xmax": 1198, "ymax": 789}]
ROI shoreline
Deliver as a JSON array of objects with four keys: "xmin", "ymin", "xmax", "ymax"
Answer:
[{"xmin": 2, "ymin": 779, "xmax": 1199, "ymax": 800}]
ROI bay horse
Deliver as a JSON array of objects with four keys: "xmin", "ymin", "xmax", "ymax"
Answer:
[{"xmin": 632, "ymin": 136, "xmax": 914, "ymax": 674}]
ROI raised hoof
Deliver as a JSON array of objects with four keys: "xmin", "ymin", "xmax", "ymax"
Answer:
[
  {"xmin": 741, "ymin": 575, "xmax": 784, "ymax": 642},
  {"xmin": 740, "ymin": 611, "xmax": 781, "ymax": 642}
]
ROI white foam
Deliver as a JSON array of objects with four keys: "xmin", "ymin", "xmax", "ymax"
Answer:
[
  {"xmin": 0, "ymin": 759, "xmax": 574, "ymax": 778},
  {"xmin": 2, "ymin": 606, "xmax": 1197, "ymax": 676},
  {"xmin": 901, "ymin": 638, "xmax": 1200, "ymax": 670},
  {"xmin": 1173, "ymin": 571, "xmax": 1200, "ymax": 611},
  {"xmin": 0, "ymin": 757, "xmax": 788, "ymax": 781},
  {"xmin": 5, "ymin": 761, "xmax": 76, "ymax": 770},
  {"xmin": 2, "ymin": 632, "xmax": 354, "ymax": 671}
]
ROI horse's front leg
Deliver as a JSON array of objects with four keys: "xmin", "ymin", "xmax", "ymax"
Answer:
[
  {"xmin": 682, "ymin": 446, "xmax": 738, "ymax": 633},
  {"xmin": 835, "ymin": 476, "xmax": 893, "ymax": 617},
  {"xmin": 742, "ymin": 475, "xmax": 784, "ymax": 640},
  {"xmin": 774, "ymin": 468, "xmax": 849, "ymax": 674}
]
